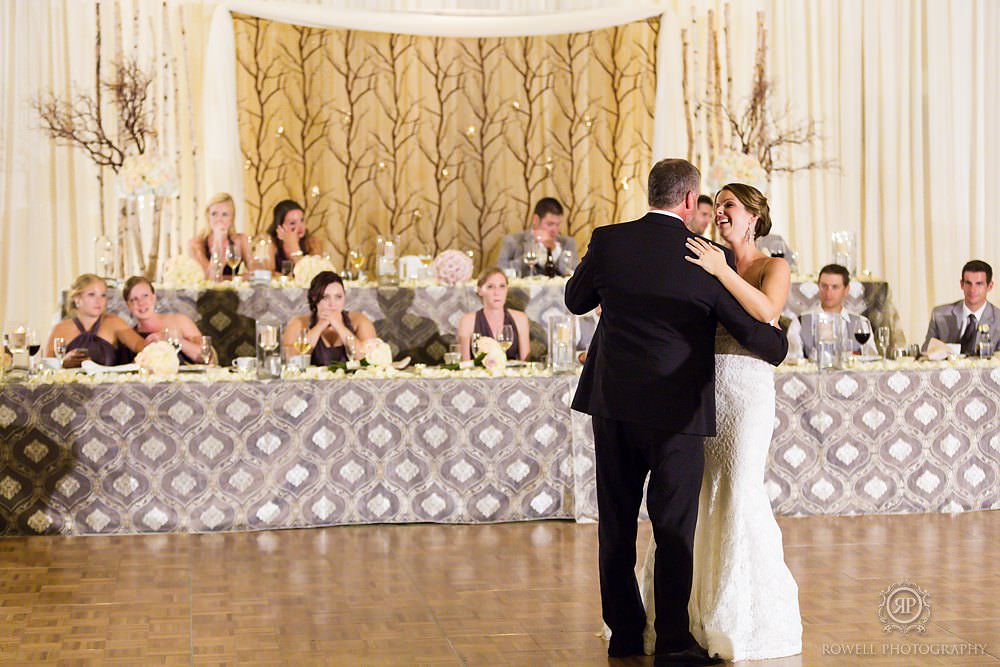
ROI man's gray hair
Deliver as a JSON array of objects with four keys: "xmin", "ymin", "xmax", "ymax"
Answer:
[{"xmin": 647, "ymin": 159, "xmax": 701, "ymax": 209}]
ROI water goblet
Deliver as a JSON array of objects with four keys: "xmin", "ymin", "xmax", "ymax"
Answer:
[
  {"xmin": 876, "ymin": 326, "xmax": 890, "ymax": 360},
  {"xmin": 53, "ymin": 337, "xmax": 67, "ymax": 367}
]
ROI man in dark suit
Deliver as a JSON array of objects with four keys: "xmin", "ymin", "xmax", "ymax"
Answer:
[{"xmin": 565, "ymin": 158, "xmax": 787, "ymax": 665}]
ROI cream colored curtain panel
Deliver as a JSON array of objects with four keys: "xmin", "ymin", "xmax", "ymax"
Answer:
[{"xmin": 2, "ymin": 0, "xmax": 998, "ymax": 343}]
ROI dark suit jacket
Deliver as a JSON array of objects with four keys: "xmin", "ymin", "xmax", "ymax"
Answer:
[{"xmin": 565, "ymin": 211, "xmax": 788, "ymax": 436}]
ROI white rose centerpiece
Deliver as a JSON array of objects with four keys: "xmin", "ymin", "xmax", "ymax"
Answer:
[
  {"xmin": 361, "ymin": 338, "xmax": 394, "ymax": 367},
  {"xmin": 118, "ymin": 152, "xmax": 179, "ymax": 198},
  {"xmin": 161, "ymin": 254, "xmax": 205, "ymax": 288},
  {"xmin": 293, "ymin": 255, "xmax": 336, "ymax": 288},
  {"xmin": 135, "ymin": 340, "xmax": 180, "ymax": 377},
  {"xmin": 431, "ymin": 249, "xmax": 473, "ymax": 285},
  {"xmin": 474, "ymin": 336, "xmax": 507, "ymax": 373},
  {"xmin": 704, "ymin": 150, "xmax": 769, "ymax": 197}
]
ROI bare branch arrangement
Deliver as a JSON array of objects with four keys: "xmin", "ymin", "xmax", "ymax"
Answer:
[
  {"xmin": 33, "ymin": 58, "xmax": 156, "ymax": 173},
  {"xmin": 687, "ymin": 7, "xmax": 833, "ymax": 175}
]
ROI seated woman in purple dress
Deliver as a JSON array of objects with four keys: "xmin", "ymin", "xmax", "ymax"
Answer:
[
  {"xmin": 282, "ymin": 271, "xmax": 376, "ymax": 365},
  {"xmin": 456, "ymin": 267, "xmax": 530, "ymax": 361},
  {"xmin": 122, "ymin": 276, "xmax": 205, "ymax": 363},
  {"xmin": 260, "ymin": 200, "xmax": 326, "ymax": 275},
  {"xmin": 187, "ymin": 192, "xmax": 252, "ymax": 279},
  {"xmin": 45, "ymin": 274, "xmax": 147, "ymax": 367}
]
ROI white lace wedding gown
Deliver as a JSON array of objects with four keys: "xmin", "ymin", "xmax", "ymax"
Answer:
[{"xmin": 636, "ymin": 328, "xmax": 802, "ymax": 660}]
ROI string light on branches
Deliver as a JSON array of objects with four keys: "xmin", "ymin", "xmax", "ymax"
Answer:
[
  {"xmin": 243, "ymin": 159, "xmax": 251, "ymax": 170},
  {"xmin": 466, "ymin": 126, "xmax": 476, "ymax": 137},
  {"xmin": 412, "ymin": 209, "xmax": 422, "ymax": 220},
  {"xmin": 584, "ymin": 115, "xmax": 593, "ymax": 129},
  {"xmin": 621, "ymin": 176, "xmax": 630, "ymax": 190},
  {"xmin": 377, "ymin": 161, "xmax": 386, "ymax": 171},
  {"xmin": 441, "ymin": 168, "xmax": 449, "ymax": 177},
  {"xmin": 310, "ymin": 185, "xmax": 320, "ymax": 197},
  {"xmin": 275, "ymin": 125, "xmax": 284, "ymax": 137},
  {"xmin": 512, "ymin": 101, "xmax": 520, "ymax": 110},
  {"xmin": 342, "ymin": 112, "xmax": 352, "ymax": 125},
  {"xmin": 544, "ymin": 156, "xmax": 554, "ymax": 174}
]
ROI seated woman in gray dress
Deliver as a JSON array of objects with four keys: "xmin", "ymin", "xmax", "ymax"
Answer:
[
  {"xmin": 45, "ymin": 273, "xmax": 146, "ymax": 367},
  {"xmin": 282, "ymin": 271, "xmax": 376, "ymax": 365},
  {"xmin": 456, "ymin": 267, "xmax": 530, "ymax": 361}
]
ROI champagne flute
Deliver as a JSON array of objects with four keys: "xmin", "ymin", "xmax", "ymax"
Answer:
[
  {"xmin": 470, "ymin": 332, "xmax": 482, "ymax": 358},
  {"xmin": 209, "ymin": 249, "xmax": 223, "ymax": 282},
  {"xmin": 199, "ymin": 336, "xmax": 215, "ymax": 366},
  {"xmin": 497, "ymin": 324, "xmax": 514, "ymax": 353},
  {"xmin": 522, "ymin": 247, "xmax": 537, "ymax": 278},
  {"xmin": 876, "ymin": 326, "xmax": 890, "ymax": 360}
]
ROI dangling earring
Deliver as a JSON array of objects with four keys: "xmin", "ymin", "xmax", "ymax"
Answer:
[{"xmin": 744, "ymin": 219, "xmax": 754, "ymax": 245}]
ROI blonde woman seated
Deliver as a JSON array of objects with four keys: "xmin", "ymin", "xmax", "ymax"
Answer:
[
  {"xmin": 282, "ymin": 271, "xmax": 376, "ymax": 365},
  {"xmin": 457, "ymin": 268, "xmax": 530, "ymax": 361},
  {"xmin": 188, "ymin": 192, "xmax": 252, "ymax": 279},
  {"xmin": 122, "ymin": 276, "xmax": 205, "ymax": 363},
  {"xmin": 261, "ymin": 199, "xmax": 325, "ymax": 273},
  {"xmin": 45, "ymin": 274, "xmax": 147, "ymax": 368}
]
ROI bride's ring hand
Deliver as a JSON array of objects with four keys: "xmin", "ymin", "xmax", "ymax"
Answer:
[{"xmin": 685, "ymin": 237, "xmax": 727, "ymax": 276}]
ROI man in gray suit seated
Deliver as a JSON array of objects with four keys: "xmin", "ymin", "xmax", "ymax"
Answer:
[
  {"xmin": 923, "ymin": 260, "xmax": 998, "ymax": 355},
  {"xmin": 792, "ymin": 264, "xmax": 878, "ymax": 359},
  {"xmin": 497, "ymin": 197, "xmax": 578, "ymax": 277}
]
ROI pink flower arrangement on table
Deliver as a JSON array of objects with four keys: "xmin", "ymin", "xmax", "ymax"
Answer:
[{"xmin": 431, "ymin": 250, "xmax": 473, "ymax": 285}]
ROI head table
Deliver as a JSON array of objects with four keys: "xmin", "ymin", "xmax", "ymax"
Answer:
[
  {"xmin": 0, "ymin": 357, "xmax": 996, "ymax": 536},
  {"xmin": 69, "ymin": 275, "xmax": 896, "ymax": 366}
]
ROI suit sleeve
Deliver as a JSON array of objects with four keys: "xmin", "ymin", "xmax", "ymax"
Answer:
[
  {"xmin": 922, "ymin": 312, "xmax": 940, "ymax": 351},
  {"xmin": 565, "ymin": 231, "xmax": 600, "ymax": 315},
  {"xmin": 497, "ymin": 234, "xmax": 517, "ymax": 271},
  {"xmin": 713, "ymin": 287, "xmax": 788, "ymax": 366}
]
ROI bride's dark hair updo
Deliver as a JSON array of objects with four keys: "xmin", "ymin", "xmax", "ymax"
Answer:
[{"xmin": 718, "ymin": 183, "xmax": 772, "ymax": 239}]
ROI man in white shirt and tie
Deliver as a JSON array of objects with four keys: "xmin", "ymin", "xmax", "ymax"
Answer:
[
  {"xmin": 923, "ymin": 260, "xmax": 998, "ymax": 355},
  {"xmin": 794, "ymin": 264, "xmax": 879, "ymax": 359}
]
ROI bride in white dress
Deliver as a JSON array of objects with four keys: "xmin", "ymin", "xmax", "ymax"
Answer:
[{"xmin": 636, "ymin": 183, "xmax": 802, "ymax": 660}]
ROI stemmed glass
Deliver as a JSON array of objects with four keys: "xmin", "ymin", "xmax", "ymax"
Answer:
[
  {"xmin": 164, "ymin": 328, "xmax": 183, "ymax": 355},
  {"xmin": 209, "ymin": 249, "xmax": 224, "ymax": 283},
  {"xmin": 347, "ymin": 250, "xmax": 366, "ymax": 281},
  {"xmin": 522, "ymin": 246, "xmax": 537, "ymax": 278},
  {"xmin": 198, "ymin": 336, "xmax": 215, "ymax": 366},
  {"xmin": 853, "ymin": 320, "xmax": 871, "ymax": 354},
  {"xmin": 226, "ymin": 245, "xmax": 242, "ymax": 277},
  {"xmin": 470, "ymin": 332, "xmax": 482, "ymax": 358},
  {"xmin": 53, "ymin": 336, "xmax": 67, "ymax": 367},
  {"xmin": 876, "ymin": 326, "xmax": 891, "ymax": 360},
  {"xmin": 497, "ymin": 324, "xmax": 514, "ymax": 354}
]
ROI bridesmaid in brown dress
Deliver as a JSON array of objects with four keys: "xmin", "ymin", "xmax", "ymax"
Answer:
[
  {"xmin": 45, "ymin": 274, "xmax": 146, "ymax": 367},
  {"xmin": 282, "ymin": 271, "xmax": 376, "ymax": 365},
  {"xmin": 456, "ymin": 267, "xmax": 530, "ymax": 361}
]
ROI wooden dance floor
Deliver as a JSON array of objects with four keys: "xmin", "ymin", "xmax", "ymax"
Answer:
[{"xmin": 0, "ymin": 511, "xmax": 996, "ymax": 665}]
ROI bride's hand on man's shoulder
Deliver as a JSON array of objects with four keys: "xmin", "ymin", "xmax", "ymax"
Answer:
[{"xmin": 684, "ymin": 237, "xmax": 727, "ymax": 276}]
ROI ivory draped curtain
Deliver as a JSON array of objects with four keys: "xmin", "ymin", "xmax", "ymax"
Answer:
[{"xmin": 2, "ymin": 0, "xmax": 998, "ymax": 345}]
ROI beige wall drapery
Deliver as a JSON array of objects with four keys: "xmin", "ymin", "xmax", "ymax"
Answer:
[
  {"xmin": 2, "ymin": 0, "xmax": 998, "ymax": 345},
  {"xmin": 232, "ymin": 13, "xmax": 659, "ymax": 265}
]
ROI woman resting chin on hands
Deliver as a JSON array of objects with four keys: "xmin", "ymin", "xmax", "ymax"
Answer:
[{"xmin": 282, "ymin": 271, "xmax": 375, "ymax": 366}]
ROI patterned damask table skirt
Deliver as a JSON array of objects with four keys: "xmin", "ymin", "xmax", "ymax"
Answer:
[
  {"xmin": 78, "ymin": 278, "xmax": 893, "ymax": 366},
  {"xmin": 3, "ymin": 364, "xmax": 994, "ymax": 536}
]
